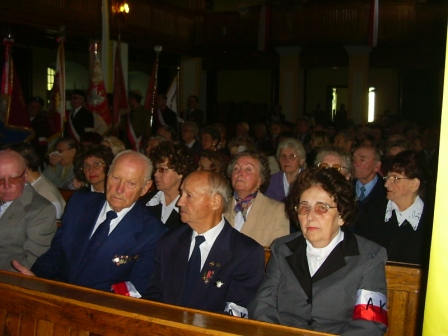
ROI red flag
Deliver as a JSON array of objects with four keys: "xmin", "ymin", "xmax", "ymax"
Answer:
[
  {"xmin": 112, "ymin": 40, "xmax": 129, "ymax": 133},
  {"xmin": 47, "ymin": 36, "xmax": 65, "ymax": 147},
  {"xmin": 368, "ymin": 0, "xmax": 379, "ymax": 47},
  {"xmin": 0, "ymin": 36, "xmax": 34, "ymax": 144},
  {"xmin": 86, "ymin": 42, "xmax": 110, "ymax": 135}
]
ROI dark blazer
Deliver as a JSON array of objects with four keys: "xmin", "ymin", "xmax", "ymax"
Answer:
[
  {"xmin": 355, "ymin": 197, "xmax": 433, "ymax": 266},
  {"xmin": 248, "ymin": 230, "xmax": 388, "ymax": 336},
  {"xmin": 145, "ymin": 220, "xmax": 265, "ymax": 314},
  {"xmin": 66, "ymin": 107, "xmax": 94, "ymax": 136},
  {"xmin": 265, "ymin": 171, "xmax": 286, "ymax": 202},
  {"xmin": 151, "ymin": 107, "xmax": 178, "ymax": 134},
  {"xmin": 354, "ymin": 173, "xmax": 387, "ymax": 216},
  {"xmin": 140, "ymin": 191, "xmax": 184, "ymax": 232},
  {"xmin": 31, "ymin": 191, "xmax": 167, "ymax": 294}
]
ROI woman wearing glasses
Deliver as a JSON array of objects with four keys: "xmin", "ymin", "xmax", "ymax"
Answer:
[
  {"xmin": 249, "ymin": 167, "xmax": 388, "ymax": 335},
  {"xmin": 356, "ymin": 150, "xmax": 432, "ymax": 265},
  {"xmin": 142, "ymin": 141, "xmax": 194, "ymax": 232},
  {"xmin": 265, "ymin": 138, "xmax": 306, "ymax": 202},
  {"xmin": 315, "ymin": 147, "xmax": 352, "ymax": 181},
  {"xmin": 76, "ymin": 145, "xmax": 114, "ymax": 193}
]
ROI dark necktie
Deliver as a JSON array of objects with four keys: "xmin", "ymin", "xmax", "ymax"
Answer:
[
  {"xmin": 181, "ymin": 235, "xmax": 205, "ymax": 305},
  {"xmin": 82, "ymin": 210, "xmax": 118, "ymax": 263},
  {"xmin": 359, "ymin": 186, "xmax": 366, "ymax": 201}
]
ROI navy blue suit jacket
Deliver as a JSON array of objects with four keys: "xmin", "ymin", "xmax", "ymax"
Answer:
[
  {"xmin": 145, "ymin": 220, "xmax": 265, "ymax": 314},
  {"xmin": 31, "ymin": 191, "xmax": 167, "ymax": 294}
]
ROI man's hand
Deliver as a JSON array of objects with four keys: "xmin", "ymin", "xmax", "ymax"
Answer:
[{"xmin": 11, "ymin": 260, "xmax": 36, "ymax": 276}]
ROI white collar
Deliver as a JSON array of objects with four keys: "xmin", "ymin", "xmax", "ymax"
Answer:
[{"xmin": 385, "ymin": 196, "xmax": 424, "ymax": 230}]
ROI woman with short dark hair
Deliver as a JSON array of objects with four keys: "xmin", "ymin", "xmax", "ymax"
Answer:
[
  {"xmin": 249, "ymin": 167, "xmax": 388, "ymax": 335},
  {"xmin": 356, "ymin": 150, "xmax": 432, "ymax": 265},
  {"xmin": 75, "ymin": 145, "xmax": 115, "ymax": 193},
  {"xmin": 142, "ymin": 141, "xmax": 195, "ymax": 231}
]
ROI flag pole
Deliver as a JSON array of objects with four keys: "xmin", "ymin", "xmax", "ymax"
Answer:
[{"xmin": 149, "ymin": 45, "xmax": 162, "ymax": 130}]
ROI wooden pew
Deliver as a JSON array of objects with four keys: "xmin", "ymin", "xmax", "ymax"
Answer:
[
  {"xmin": 264, "ymin": 249, "xmax": 423, "ymax": 336},
  {"xmin": 0, "ymin": 271, "xmax": 332, "ymax": 336},
  {"xmin": 0, "ymin": 259, "xmax": 422, "ymax": 336}
]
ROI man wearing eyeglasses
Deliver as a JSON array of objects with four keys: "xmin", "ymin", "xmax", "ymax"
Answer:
[
  {"xmin": 12, "ymin": 151, "xmax": 167, "ymax": 297},
  {"xmin": 0, "ymin": 150, "xmax": 56, "ymax": 271}
]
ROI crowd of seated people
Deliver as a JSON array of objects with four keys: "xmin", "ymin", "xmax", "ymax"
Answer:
[{"xmin": 0, "ymin": 99, "xmax": 441, "ymax": 335}]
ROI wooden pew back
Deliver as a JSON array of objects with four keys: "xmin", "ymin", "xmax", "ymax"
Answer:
[
  {"xmin": 0, "ymin": 271, "xmax": 332, "ymax": 336},
  {"xmin": 264, "ymin": 249, "xmax": 423, "ymax": 336}
]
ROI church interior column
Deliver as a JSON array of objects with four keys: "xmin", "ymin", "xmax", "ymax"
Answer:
[
  {"xmin": 344, "ymin": 46, "xmax": 371, "ymax": 125},
  {"xmin": 275, "ymin": 47, "xmax": 302, "ymax": 122}
]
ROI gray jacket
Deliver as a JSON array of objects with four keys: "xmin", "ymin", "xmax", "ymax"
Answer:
[{"xmin": 248, "ymin": 229, "xmax": 388, "ymax": 336}]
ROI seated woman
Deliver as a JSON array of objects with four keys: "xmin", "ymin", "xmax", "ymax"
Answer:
[
  {"xmin": 314, "ymin": 147, "xmax": 352, "ymax": 181},
  {"xmin": 9, "ymin": 142, "xmax": 66, "ymax": 219},
  {"xmin": 157, "ymin": 125, "xmax": 178, "ymax": 142},
  {"xmin": 249, "ymin": 167, "xmax": 388, "ymax": 335},
  {"xmin": 306, "ymin": 130, "xmax": 330, "ymax": 167},
  {"xmin": 356, "ymin": 150, "xmax": 432, "ymax": 265},
  {"xmin": 76, "ymin": 145, "xmax": 115, "ymax": 193},
  {"xmin": 265, "ymin": 138, "xmax": 306, "ymax": 202},
  {"xmin": 43, "ymin": 137, "xmax": 78, "ymax": 189},
  {"xmin": 141, "ymin": 141, "xmax": 195, "ymax": 231},
  {"xmin": 223, "ymin": 150, "xmax": 289, "ymax": 247}
]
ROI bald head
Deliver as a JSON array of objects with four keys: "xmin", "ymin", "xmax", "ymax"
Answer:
[
  {"xmin": 0, "ymin": 150, "xmax": 28, "ymax": 202},
  {"xmin": 178, "ymin": 171, "xmax": 229, "ymax": 233}
]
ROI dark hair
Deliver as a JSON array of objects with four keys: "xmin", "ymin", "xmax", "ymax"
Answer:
[
  {"xmin": 285, "ymin": 167, "xmax": 357, "ymax": 227},
  {"xmin": 227, "ymin": 150, "xmax": 271, "ymax": 192},
  {"xmin": 80, "ymin": 132, "xmax": 103, "ymax": 148},
  {"xmin": 58, "ymin": 137, "xmax": 79, "ymax": 151},
  {"xmin": 200, "ymin": 125, "xmax": 221, "ymax": 143},
  {"xmin": 199, "ymin": 150, "xmax": 226, "ymax": 174},
  {"xmin": 74, "ymin": 145, "xmax": 115, "ymax": 183},
  {"xmin": 389, "ymin": 150, "xmax": 428, "ymax": 195},
  {"xmin": 150, "ymin": 141, "xmax": 195, "ymax": 179},
  {"xmin": 8, "ymin": 142, "xmax": 40, "ymax": 172},
  {"xmin": 157, "ymin": 125, "xmax": 178, "ymax": 141}
]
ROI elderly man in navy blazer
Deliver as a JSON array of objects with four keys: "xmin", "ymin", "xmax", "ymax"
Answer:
[
  {"xmin": 145, "ymin": 171, "xmax": 265, "ymax": 317},
  {"xmin": 13, "ymin": 151, "xmax": 167, "ymax": 297}
]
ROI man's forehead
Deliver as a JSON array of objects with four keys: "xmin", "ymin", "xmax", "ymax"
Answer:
[
  {"xmin": 182, "ymin": 174, "xmax": 209, "ymax": 191},
  {"xmin": 354, "ymin": 148, "xmax": 374, "ymax": 158}
]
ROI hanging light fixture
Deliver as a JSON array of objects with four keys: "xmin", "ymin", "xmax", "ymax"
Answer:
[{"xmin": 112, "ymin": 1, "xmax": 130, "ymax": 15}]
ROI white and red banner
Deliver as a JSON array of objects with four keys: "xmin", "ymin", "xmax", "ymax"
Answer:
[
  {"xmin": 353, "ymin": 289, "xmax": 388, "ymax": 326},
  {"xmin": 86, "ymin": 43, "xmax": 110, "ymax": 135}
]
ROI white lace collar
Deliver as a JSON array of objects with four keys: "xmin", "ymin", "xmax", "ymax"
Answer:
[{"xmin": 384, "ymin": 196, "xmax": 424, "ymax": 231}]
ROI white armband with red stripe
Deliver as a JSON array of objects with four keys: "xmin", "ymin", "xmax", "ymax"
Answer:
[
  {"xmin": 111, "ymin": 281, "xmax": 141, "ymax": 298},
  {"xmin": 353, "ymin": 289, "xmax": 388, "ymax": 326}
]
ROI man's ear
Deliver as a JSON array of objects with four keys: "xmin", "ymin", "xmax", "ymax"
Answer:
[
  {"xmin": 140, "ymin": 180, "xmax": 153, "ymax": 197},
  {"xmin": 373, "ymin": 160, "xmax": 382, "ymax": 173},
  {"xmin": 210, "ymin": 194, "xmax": 222, "ymax": 211}
]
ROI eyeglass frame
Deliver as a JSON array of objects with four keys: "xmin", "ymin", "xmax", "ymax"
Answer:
[
  {"xmin": 0, "ymin": 169, "xmax": 27, "ymax": 186},
  {"xmin": 81, "ymin": 161, "xmax": 106, "ymax": 171},
  {"xmin": 383, "ymin": 175, "xmax": 411, "ymax": 183},
  {"xmin": 294, "ymin": 201, "xmax": 338, "ymax": 216},
  {"xmin": 155, "ymin": 166, "xmax": 174, "ymax": 174},
  {"xmin": 317, "ymin": 162, "xmax": 348, "ymax": 171},
  {"xmin": 279, "ymin": 154, "xmax": 299, "ymax": 161}
]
